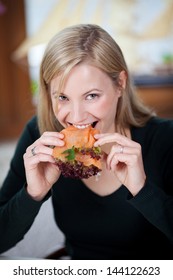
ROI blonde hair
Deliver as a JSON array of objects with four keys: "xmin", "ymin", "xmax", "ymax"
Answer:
[{"xmin": 38, "ymin": 24, "xmax": 154, "ymax": 134}]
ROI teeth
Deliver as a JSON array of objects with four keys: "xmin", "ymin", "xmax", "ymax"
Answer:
[{"xmin": 73, "ymin": 123, "xmax": 91, "ymax": 129}]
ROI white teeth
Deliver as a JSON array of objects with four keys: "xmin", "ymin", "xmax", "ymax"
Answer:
[{"xmin": 73, "ymin": 123, "xmax": 91, "ymax": 129}]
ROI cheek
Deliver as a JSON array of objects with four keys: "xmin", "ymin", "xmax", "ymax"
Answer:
[
  {"xmin": 95, "ymin": 97, "xmax": 118, "ymax": 118},
  {"xmin": 51, "ymin": 100, "xmax": 62, "ymax": 119},
  {"xmin": 54, "ymin": 103, "xmax": 69, "ymax": 124}
]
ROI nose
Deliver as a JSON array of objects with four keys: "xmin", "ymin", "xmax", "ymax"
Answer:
[{"xmin": 69, "ymin": 102, "xmax": 87, "ymax": 124}]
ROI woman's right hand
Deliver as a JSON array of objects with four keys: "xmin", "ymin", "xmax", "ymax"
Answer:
[{"xmin": 23, "ymin": 131, "xmax": 64, "ymax": 201}]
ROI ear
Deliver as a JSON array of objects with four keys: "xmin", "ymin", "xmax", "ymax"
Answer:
[{"xmin": 118, "ymin": 70, "xmax": 127, "ymax": 90}]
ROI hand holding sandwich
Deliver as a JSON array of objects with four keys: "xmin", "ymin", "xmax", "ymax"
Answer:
[
  {"xmin": 94, "ymin": 132, "xmax": 146, "ymax": 196},
  {"xmin": 23, "ymin": 131, "xmax": 65, "ymax": 201}
]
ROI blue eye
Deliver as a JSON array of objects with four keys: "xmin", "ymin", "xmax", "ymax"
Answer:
[
  {"xmin": 86, "ymin": 93, "xmax": 98, "ymax": 100},
  {"xmin": 59, "ymin": 95, "xmax": 68, "ymax": 101}
]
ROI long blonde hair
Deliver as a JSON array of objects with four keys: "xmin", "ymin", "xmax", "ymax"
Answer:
[{"xmin": 38, "ymin": 24, "xmax": 154, "ymax": 134}]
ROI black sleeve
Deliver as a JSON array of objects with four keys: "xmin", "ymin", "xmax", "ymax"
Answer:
[
  {"xmin": 128, "ymin": 119, "xmax": 173, "ymax": 244},
  {"xmin": 128, "ymin": 179, "xmax": 173, "ymax": 244},
  {"xmin": 0, "ymin": 117, "xmax": 50, "ymax": 253}
]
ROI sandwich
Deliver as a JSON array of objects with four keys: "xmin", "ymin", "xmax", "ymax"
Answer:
[{"xmin": 52, "ymin": 125, "xmax": 102, "ymax": 179}]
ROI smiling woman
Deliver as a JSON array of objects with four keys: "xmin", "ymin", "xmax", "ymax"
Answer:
[
  {"xmin": 50, "ymin": 64, "xmax": 122, "ymax": 134},
  {"xmin": 0, "ymin": 24, "xmax": 173, "ymax": 260},
  {"xmin": 38, "ymin": 24, "xmax": 152, "ymax": 135}
]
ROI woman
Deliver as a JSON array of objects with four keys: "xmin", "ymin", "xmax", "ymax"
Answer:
[{"xmin": 0, "ymin": 24, "xmax": 173, "ymax": 259}]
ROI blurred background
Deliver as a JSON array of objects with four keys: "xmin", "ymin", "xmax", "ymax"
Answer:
[{"xmin": 0, "ymin": 0, "xmax": 173, "ymax": 258}]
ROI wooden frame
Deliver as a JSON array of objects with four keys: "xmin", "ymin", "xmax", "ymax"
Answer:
[{"xmin": 0, "ymin": 0, "xmax": 35, "ymax": 140}]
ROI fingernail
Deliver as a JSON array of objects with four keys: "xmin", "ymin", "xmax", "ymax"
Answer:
[
  {"xmin": 59, "ymin": 133, "xmax": 64, "ymax": 139},
  {"xmin": 58, "ymin": 140, "xmax": 64, "ymax": 146},
  {"xmin": 94, "ymin": 134, "xmax": 100, "ymax": 139}
]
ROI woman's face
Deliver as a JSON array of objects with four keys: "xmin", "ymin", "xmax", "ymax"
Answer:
[{"xmin": 50, "ymin": 63, "xmax": 124, "ymax": 133}]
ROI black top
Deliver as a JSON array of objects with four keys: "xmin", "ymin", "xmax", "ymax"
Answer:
[{"xmin": 0, "ymin": 116, "xmax": 173, "ymax": 259}]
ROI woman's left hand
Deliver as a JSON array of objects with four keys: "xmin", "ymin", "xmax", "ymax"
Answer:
[{"xmin": 94, "ymin": 133, "xmax": 146, "ymax": 196}]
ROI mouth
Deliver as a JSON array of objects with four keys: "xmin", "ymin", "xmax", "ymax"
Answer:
[{"xmin": 67, "ymin": 121, "xmax": 98, "ymax": 129}]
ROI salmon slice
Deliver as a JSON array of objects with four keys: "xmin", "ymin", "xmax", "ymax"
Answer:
[
  {"xmin": 61, "ymin": 125, "xmax": 99, "ymax": 148},
  {"xmin": 75, "ymin": 153, "xmax": 101, "ymax": 169},
  {"xmin": 52, "ymin": 125, "xmax": 101, "ymax": 168}
]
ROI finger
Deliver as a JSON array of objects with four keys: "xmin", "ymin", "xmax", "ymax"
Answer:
[
  {"xmin": 106, "ymin": 147, "xmax": 123, "ymax": 170},
  {"xmin": 26, "ymin": 136, "xmax": 65, "ymax": 155},
  {"xmin": 109, "ymin": 155, "xmax": 128, "ymax": 177},
  {"xmin": 108, "ymin": 152, "xmax": 139, "ymax": 171},
  {"xmin": 33, "ymin": 131, "xmax": 64, "ymax": 145},
  {"xmin": 39, "ymin": 134, "xmax": 65, "ymax": 147},
  {"xmin": 106, "ymin": 144, "xmax": 138, "ymax": 169},
  {"xmin": 24, "ymin": 152, "xmax": 56, "ymax": 167},
  {"xmin": 109, "ymin": 155, "xmax": 125, "ymax": 172},
  {"xmin": 108, "ymin": 144, "xmax": 139, "ymax": 156},
  {"xmin": 94, "ymin": 133, "xmax": 111, "ymax": 138},
  {"xmin": 42, "ymin": 131, "xmax": 64, "ymax": 139},
  {"xmin": 94, "ymin": 133, "xmax": 137, "ymax": 148},
  {"xmin": 27, "ymin": 145, "xmax": 56, "ymax": 159}
]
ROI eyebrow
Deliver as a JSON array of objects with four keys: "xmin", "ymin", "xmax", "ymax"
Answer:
[
  {"xmin": 51, "ymin": 90, "xmax": 58, "ymax": 96},
  {"xmin": 52, "ymin": 88, "xmax": 102, "ymax": 96},
  {"xmin": 82, "ymin": 89, "xmax": 103, "ymax": 96}
]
